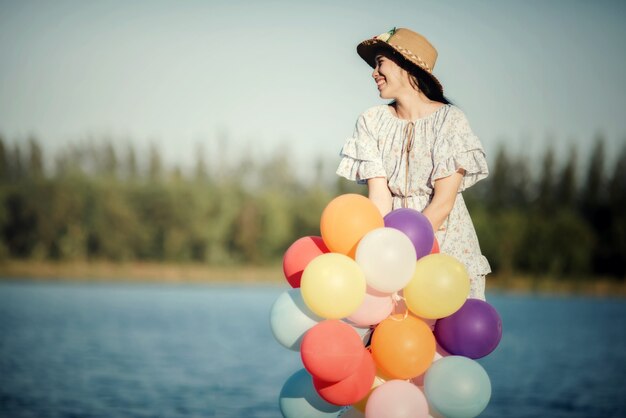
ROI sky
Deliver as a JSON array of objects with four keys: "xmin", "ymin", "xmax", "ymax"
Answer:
[{"xmin": 1, "ymin": 0, "xmax": 625, "ymax": 180}]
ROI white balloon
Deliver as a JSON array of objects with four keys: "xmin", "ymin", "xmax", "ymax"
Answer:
[
  {"xmin": 270, "ymin": 289, "xmax": 322, "ymax": 351},
  {"xmin": 356, "ymin": 228, "xmax": 417, "ymax": 293}
]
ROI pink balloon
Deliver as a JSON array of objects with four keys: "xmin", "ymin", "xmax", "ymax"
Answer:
[
  {"xmin": 347, "ymin": 286, "xmax": 394, "ymax": 327},
  {"xmin": 365, "ymin": 380, "xmax": 429, "ymax": 418}
]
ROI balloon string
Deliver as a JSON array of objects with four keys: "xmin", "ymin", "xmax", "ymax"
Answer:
[
  {"xmin": 391, "ymin": 292, "xmax": 404, "ymax": 302},
  {"xmin": 390, "ymin": 292, "xmax": 409, "ymax": 321}
]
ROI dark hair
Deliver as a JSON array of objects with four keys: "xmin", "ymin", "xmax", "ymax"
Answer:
[
  {"xmin": 408, "ymin": 67, "xmax": 453, "ymax": 105},
  {"xmin": 382, "ymin": 49, "xmax": 453, "ymax": 105}
]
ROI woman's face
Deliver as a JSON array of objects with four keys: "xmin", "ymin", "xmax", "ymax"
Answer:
[{"xmin": 372, "ymin": 53, "xmax": 412, "ymax": 99}]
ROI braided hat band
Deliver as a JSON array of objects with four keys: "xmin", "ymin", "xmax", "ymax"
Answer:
[{"xmin": 357, "ymin": 27, "xmax": 443, "ymax": 94}]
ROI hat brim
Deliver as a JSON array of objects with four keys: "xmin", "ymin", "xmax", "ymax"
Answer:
[{"xmin": 357, "ymin": 39, "xmax": 444, "ymax": 95}]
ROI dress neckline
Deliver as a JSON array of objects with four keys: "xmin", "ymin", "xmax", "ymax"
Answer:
[{"xmin": 384, "ymin": 103, "xmax": 449, "ymax": 123}]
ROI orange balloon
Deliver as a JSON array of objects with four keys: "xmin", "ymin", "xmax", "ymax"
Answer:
[
  {"xmin": 320, "ymin": 194, "xmax": 384, "ymax": 258},
  {"xmin": 370, "ymin": 314, "xmax": 436, "ymax": 380}
]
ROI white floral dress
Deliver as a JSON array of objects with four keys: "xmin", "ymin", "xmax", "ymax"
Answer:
[{"xmin": 336, "ymin": 104, "xmax": 491, "ymax": 300}]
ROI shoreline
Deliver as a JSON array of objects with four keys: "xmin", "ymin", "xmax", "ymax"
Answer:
[
  {"xmin": 1, "ymin": 260, "xmax": 625, "ymax": 297},
  {"xmin": 0, "ymin": 260, "xmax": 285, "ymax": 284}
]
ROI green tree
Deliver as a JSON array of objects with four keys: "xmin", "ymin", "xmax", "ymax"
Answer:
[
  {"xmin": 10, "ymin": 143, "xmax": 24, "ymax": 181},
  {"xmin": 125, "ymin": 144, "xmax": 138, "ymax": 180},
  {"xmin": 148, "ymin": 144, "xmax": 162, "ymax": 183},
  {"xmin": 0, "ymin": 136, "xmax": 7, "ymax": 182},
  {"xmin": 607, "ymin": 143, "xmax": 626, "ymax": 277},
  {"xmin": 28, "ymin": 137, "xmax": 44, "ymax": 179},
  {"xmin": 555, "ymin": 147, "xmax": 578, "ymax": 208},
  {"xmin": 535, "ymin": 146, "xmax": 555, "ymax": 211},
  {"xmin": 581, "ymin": 136, "xmax": 607, "ymax": 211},
  {"xmin": 194, "ymin": 143, "xmax": 209, "ymax": 183},
  {"xmin": 489, "ymin": 146, "xmax": 507, "ymax": 209},
  {"xmin": 232, "ymin": 195, "xmax": 262, "ymax": 263},
  {"xmin": 101, "ymin": 141, "xmax": 118, "ymax": 179}
]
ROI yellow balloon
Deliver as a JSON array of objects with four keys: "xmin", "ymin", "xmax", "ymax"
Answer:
[
  {"xmin": 404, "ymin": 254, "xmax": 470, "ymax": 319},
  {"xmin": 301, "ymin": 253, "xmax": 366, "ymax": 319}
]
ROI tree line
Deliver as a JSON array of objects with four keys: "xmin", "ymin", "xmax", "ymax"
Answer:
[{"xmin": 0, "ymin": 135, "xmax": 624, "ymax": 280}]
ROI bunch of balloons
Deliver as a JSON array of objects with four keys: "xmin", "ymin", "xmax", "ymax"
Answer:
[{"xmin": 271, "ymin": 194, "xmax": 502, "ymax": 418}]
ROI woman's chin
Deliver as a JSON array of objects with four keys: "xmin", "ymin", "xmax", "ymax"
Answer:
[{"xmin": 377, "ymin": 88, "xmax": 394, "ymax": 100}]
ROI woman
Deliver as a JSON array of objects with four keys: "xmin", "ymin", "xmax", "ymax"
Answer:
[{"xmin": 336, "ymin": 28, "xmax": 490, "ymax": 300}]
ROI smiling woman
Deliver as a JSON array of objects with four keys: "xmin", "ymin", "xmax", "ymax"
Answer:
[{"xmin": 336, "ymin": 27, "xmax": 491, "ymax": 301}]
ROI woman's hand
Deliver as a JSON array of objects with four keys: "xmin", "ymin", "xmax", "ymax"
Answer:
[
  {"xmin": 422, "ymin": 170, "xmax": 465, "ymax": 231},
  {"xmin": 367, "ymin": 177, "xmax": 392, "ymax": 217}
]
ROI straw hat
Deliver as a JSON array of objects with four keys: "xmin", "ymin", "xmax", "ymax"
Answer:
[{"xmin": 357, "ymin": 27, "xmax": 443, "ymax": 94}]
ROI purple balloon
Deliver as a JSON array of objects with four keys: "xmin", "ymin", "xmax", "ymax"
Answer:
[
  {"xmin": 384, "ymin": 208, "xmax": 434, "ymax": 259},
  {"xmin": 434, "ymin": 299, "xmax": 503, "ymax": 359}
]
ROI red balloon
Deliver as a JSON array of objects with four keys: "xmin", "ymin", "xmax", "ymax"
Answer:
[
  {"xmin": 313, "ymin": 350, "xmax": 376, "ymax": 406},
  {"xmin": 301, "ymin": 320, "xmax": 366, "ymax": 382},
  {"xmin": 431, "ymin": 237, "xmax": 440, "ymax": 254},
  {"xmin": 283, "ymin": 236, "xmax": 330, "ymax": 288}
]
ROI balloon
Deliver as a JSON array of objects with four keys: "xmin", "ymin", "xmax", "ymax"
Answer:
[
  {"xmin": 283, "ymin": 236, "xmax": 330, "ymax": 288},
  {"xmin": 365, "ymin": 380, "xmax": 429, "ymax": 418},
  {"xmin": 345, "ymin": 321, "xmax": 373, "ymax": 346},
  {"xmin": 431, "ymin": 237, "xmax": 440, "ymax": 254},
  {"xmin": 352, "ymin": 373, "xmax": 386, "ymax": 412},
  {"xmin": 279, "ymin": 368, "xmax": 342, "ymax": 418},
  {"xmin": 384, "ymin": 208, "xmax": 434, "ymax": 260},
  {"xmin": 313, "ymin": 350, "xmax": 376, "ymax": 406},
  {"xmin": 355, "ymin": 227, "xmax": 417, "ymax": 293},
  {"xmin": 370, "ymin": 314, "xmax": 436, "ymax": 379},
  {"xmin": 391, "ymin": 291, "xmax": 408, "ymax": 316},
  {"xmin": 270, "ymin": 289, "xmax": 322, "ymax": 351},
  {"xmin": 410, "ymin": 343, "xmax": 449, "ymax": 387},
  {"xmin": 434, "ymin": 299, "xmax": 503, "ymax": 359},
  {"xmin": 424, "ymin": 356, "xmax": 491, "ymax": 418},
  {"xmin": 301, "ymin": 320, "xmax": 366, "ymax": 382},
  {"xmin": 346, "ymin": 286, "xmax": 394, "ymax": 327},
  {"xmin": 404, "ymin": 254, "xmax": 470, "ymax": 319},
  {"xmin": 339, "ymin": 408, "xmax": 365, "ymax": 418},
  {"xmin": 390, "ymin": 295, "xmax": 436, "ymax": 330},
  {"xmin": 320, "ymin": 194, "xmax": 384, "ymax": 258},
  {"xmin": 300, "ymin": 253, "xmax": 366, "ymax": 319}
]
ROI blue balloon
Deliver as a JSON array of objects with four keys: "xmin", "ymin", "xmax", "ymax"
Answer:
[
  {"xmin": 279, "ymin": 368, "xmax": 342, "ymax": 418},
  {"xmin": 270, "ymin": 289, "xmax": 322, "ymax": 351},
  {"xmin": 424, "ymin": 356, "xmax": 491, "ymax": 418}
]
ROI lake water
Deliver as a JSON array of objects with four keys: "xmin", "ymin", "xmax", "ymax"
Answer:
[{"xmin": 0, "ymin": 281, "xmax": 625, "ymax": 418}]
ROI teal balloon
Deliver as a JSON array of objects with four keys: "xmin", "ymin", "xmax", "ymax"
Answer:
[
  {"xmin": 279, "ymin": 368, "xmax": 342, "ymax": 418},
  {"xmin": 270, "ymin": 289, "xmax": 321, "ymax": 351},
  {"xmin": 424, "ymin": 356, "xmax": 491, "ymax": 418}
]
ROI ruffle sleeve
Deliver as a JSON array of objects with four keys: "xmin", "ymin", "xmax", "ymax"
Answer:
[
  {"xmin": 430, "ymin": 107, "xmax": 489, "ymax": 191},
  {"xmin": 336, "ymin": 113, "xmax": 386, "ymax": 184}
]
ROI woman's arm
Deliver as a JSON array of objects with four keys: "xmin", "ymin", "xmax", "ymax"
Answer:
[
  {"xmin": 367, "ymin": 177, "xmax": 393, "ymax": 217},
  {"xmin": 422, "ymin": 170, "xmax": 465, "ymax": 231}
]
